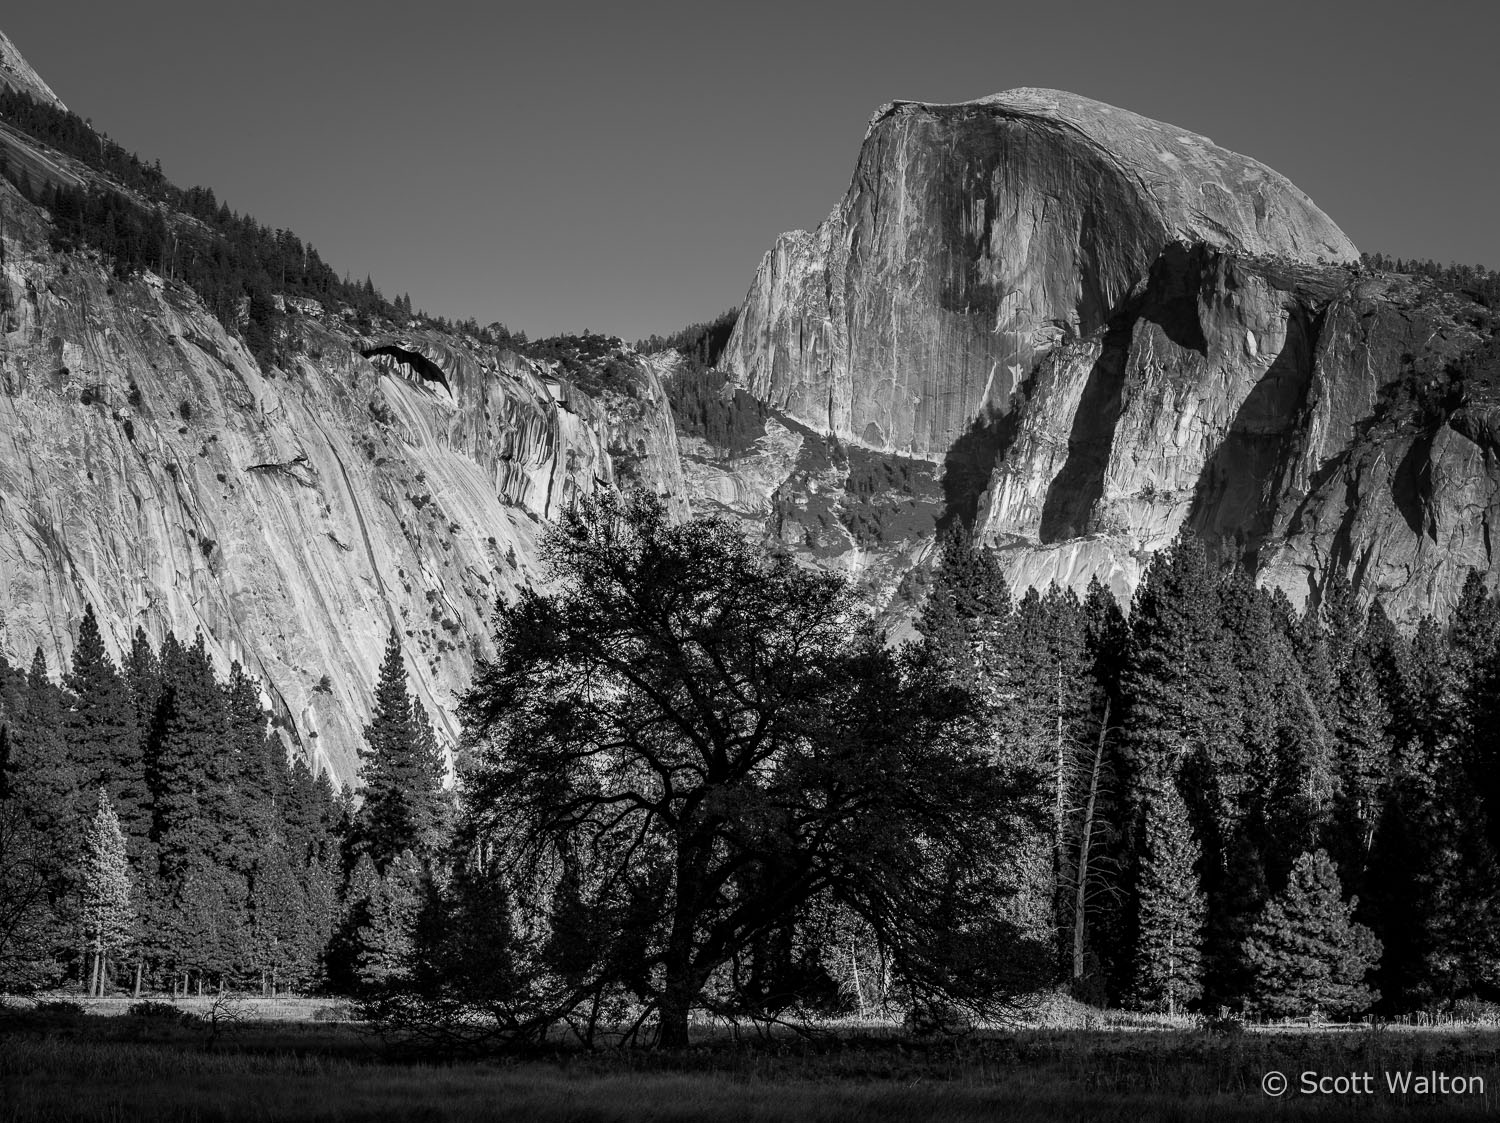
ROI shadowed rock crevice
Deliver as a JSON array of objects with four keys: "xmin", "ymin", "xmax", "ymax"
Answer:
[
  {"xmin": 1187, "ymin": 306, "xmax": 1318, "ymax": 568},
  {"xmin": 1139, "ymin": 243, "xmax": 1208, "ymax": 354},
  {"xmin": 940, "ymin": 404, "xmax": 1023, "ymax": 531},
  {"xmin": 1392, "ymin": 428, "xmax": 1438, "ymax": 540},
  {"xmin": 362, "ymin": 345, "xmax": 452, "ymax": 395},
  {"xmin": 1037, "ymin": 317, "xmax": 1133, "ymax": 543}
]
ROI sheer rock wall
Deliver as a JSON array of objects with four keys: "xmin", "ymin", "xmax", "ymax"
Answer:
[
  {"xmin": 0, "ymin": 181, "xmax": 686, "ymax": 786},
  {"xmin": 723, "ymin": 89, "xmax": 1497, "ymax": 621}
]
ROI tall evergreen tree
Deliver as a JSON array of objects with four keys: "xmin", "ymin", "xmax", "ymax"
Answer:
[
  {"xmin": 407, "ymin": 696, "xmax": 452, "ymax": 857},
  {"xmin": 916, "ymin": 526, "xmax": 1011, "ymax": 688},
  {"xmin": 355, "ymin": 629, "xmax": 448, "ymax": 870},
  {"xmin": 150, "ymin": 632, "xmax": 224, "ymax": 883},
  {"xmin": 80, "ymin": 789, "xmax": 133, "ymax": 997},
  {"xmin": 10, "ymin": 650, "xmax": 76, "ymax": 841},
  {"xmin": 220, "ymin": 662, "xmax": 269, "ymax": 865},
  {"xmin": 249, "ymin": 840, "xmax": 311, "ymax": 995},
  {"xmin": 354, "ymin": 852, "xmax": 423, "ymax": 989},
  {"xmin": 1243, "ymin": 849, "xmax": 1380, "ymax": 1018},
  {"xmin": 1121, "ymin": 536, "xmax": 1236, "ymax": 797},
  {"xmin": 64, "ymin": 606, "xmax": 143, "ymax": 843},
  {"xmin": 1133, "ymin": 781, "xmax": 1205, "ymax": 1016},
  {"xmin": 0, "ymin": 719, "xmax": 66, "ymax": 992}
]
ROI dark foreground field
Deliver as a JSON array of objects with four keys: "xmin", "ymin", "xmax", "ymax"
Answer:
[{"xmin": 4, "ymin": 1007, "xmax": 1500, "ymax": 1121}]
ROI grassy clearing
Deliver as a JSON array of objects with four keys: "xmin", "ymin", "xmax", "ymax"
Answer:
[{"xmin": 5, "ymin": 1015, "xmax": 1500, "ymax": 1121}]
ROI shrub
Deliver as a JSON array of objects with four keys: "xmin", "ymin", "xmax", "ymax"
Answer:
[
  {"xmin": 1202, "ymin": 1014, "xmax": 1246, "ymax": 1037},
  {"xmin": 127, "ymin": 1000, "xmax": 184, "ymax": 1020},
  {"xmin": 902, "ymin": 1000, "xmax": 974, "ymax": 1038},
  {"xmin": 33, "ymin": 999, "xmax": 86, "ymax": 1020}
]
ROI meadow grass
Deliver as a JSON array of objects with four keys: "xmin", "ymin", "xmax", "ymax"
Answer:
[{"xmin": 5, "ymin": 1013, "xmax": 1500, "ymax": 1121}]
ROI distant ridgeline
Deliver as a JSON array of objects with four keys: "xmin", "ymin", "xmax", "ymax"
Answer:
[
  {"xmin": 1360, "ymin": 252, "xmax": 1500, "ymax": 309},
  {"xmin": 0, "ymin": 87, "xmax": 413, "ymax": 369},
  {"xmin": 0, "ymin": 87, "xmax": 758, "ymax": 392}
]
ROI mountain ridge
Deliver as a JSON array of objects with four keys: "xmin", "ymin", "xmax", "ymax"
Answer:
[
  {"xmin": 723, "ymin": 88, "xmax": 1497, "ymax": 623},
  {"xmin": 1, "ymin": 35, "xmax": 1496, "ymax": 789},
  {"xmin": 0, "ymin": 29, "xmax": 64, "ymax": 111}
]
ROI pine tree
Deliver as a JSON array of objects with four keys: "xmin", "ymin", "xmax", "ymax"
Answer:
[
  {"xmin": 1133, "ymin": 781, "xmax": 1205, "ymax": 1015},
  {"xmin": 122, "ymin": 626, "xmax": 161, "ymax": 768},
  {"xmin": 10, "ymin": 649, "xmax": 77, "ymax": 841},
  {"xmin": 414, "ymin": 856, "xmax": 519, "ymax": 1001},
  {"xmin": 1242, "ymin": 849, "xmax": 1380, "ymax": 1018},
  {"xmin": 407, "ymin": 697, "xmax": 452, "ymax": 856},
  {"xmin": 65, "ymin": 607, "xmax": 143, "ymax": 842},
  {"xmin": 220, "ymin": 662, "xmax": 269, "ymax": 865},
  {"xmin": 249, "ymin": 840, "xmax": 310, "ymax": 995},
  {"xmin": 1074, "ymin": 578, "xmax": 1130, "ymax": 998},
  {"xmin": 80, "ymin": 789, "xmax": 134, "ymax": 997},
  {"xmin": 916, "ymin": 526, "xmax": 1011, "ymax": 689},
  {"xmin": 355, "ymin": 629, "xmax": 447, "ymax": 870},
  {"xmin": 300, "ymin": 857, "xmax": 340, "ymax": 988},
  {"xmin": 150, "ymin": 633, "xmax": 224, "ymax": 883},
  {"xmin": 1315, "ymin": 581, "xmax": 1391, "ymax": 884},
  {"xmin": 1121, "ymin": 536, "xmax": 1237, "ymax": 797},
  {"xmin": 355, "ymin": 852, "xmax": 422, "ymax": 988},
  {"xmin": 0, "ymin": 719, "xmax": 67, "ymax": 991}
]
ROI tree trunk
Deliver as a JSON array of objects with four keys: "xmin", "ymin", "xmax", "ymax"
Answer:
[
  {"xmin": 1073, "ymin": 699, "xmax": 1108, "ymax": 983},
  {"xmin": 850, "ymin": 944, "xmax": 865, "ymax": 1017},
  {"xmin": 1055, "ymin": 665, "xmax": 1066, "ymax": 858},
  {"xmin": 658, "ymin": 980, "xmax": 693, "ymax": 1048},
  {"xmin": 133, "ymin": 959, "xmax": 142, "ymax": 999},
  {"xmin": 659, "ymin": 837, "xmax": 708, "ymax": 1048}
]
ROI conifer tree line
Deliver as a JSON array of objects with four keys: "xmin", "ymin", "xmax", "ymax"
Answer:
[
  {"xmin": 916, "ymin": 530, "xmax": 1500, "ymax": 1018},
  {"xmin": 3, "ymin": 533, "xmax": 1497, "ymax": 1023},
  {"xmin": 0, "ymin": 609, "xmax": 452, "ymax": 997}
]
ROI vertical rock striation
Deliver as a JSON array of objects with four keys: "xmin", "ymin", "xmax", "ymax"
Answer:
[
  {"xmin": 724, "ymin": 88, "xmax": 1498, "ymax": 621},
  {"xmin": 0, "ymin": 178, "xmax": 687, "ymax": 787},
  {"xmin": 724, "ymin": 89, "xmax": 1356, "ymax": 462}
]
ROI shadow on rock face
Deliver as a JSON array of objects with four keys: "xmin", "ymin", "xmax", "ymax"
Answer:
[
  {"xmin": 940, "ymin": 404, "xmax": 1021, "ymax": 532},
  {"xmin": 1140, "ymin": 242, "xmax": 1209, "ymax": 356},
  {"xmin": 1186, "ymin": 304, "xmax": 1320, "ymax": 570},
  {"xmin": 1038, "ymin": 319, "xmax": 1132, "ymax": 544}
]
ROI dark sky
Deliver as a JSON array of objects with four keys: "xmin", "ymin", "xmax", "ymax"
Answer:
[{"xmin": 5, "ymin": 2, "xmax": 1496, "ymax": 340}]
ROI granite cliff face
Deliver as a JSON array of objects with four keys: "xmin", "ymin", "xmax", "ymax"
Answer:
[
  {"xmin": 0, "ymin": 173, "xmax": 686, "ymax": 786},
  {"xmin": 0, "ymin": 30, "xmax": 64, "ymax": 111},
  {"xmin": 2, "ymin": 51, "xmax": 1496, "ymax": 801},
  {"xmin": 725, "ymin": 89, "xmax": 1498, "ymax": 620},
  {"xmin": 724, "ymin": 90, "xmax": 1356, "ymax": 462}
]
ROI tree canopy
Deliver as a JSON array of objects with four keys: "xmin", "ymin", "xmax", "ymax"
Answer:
[{"xmin": 456, "ymin": 494, "xmax": 1049, "ymax": 1045}]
